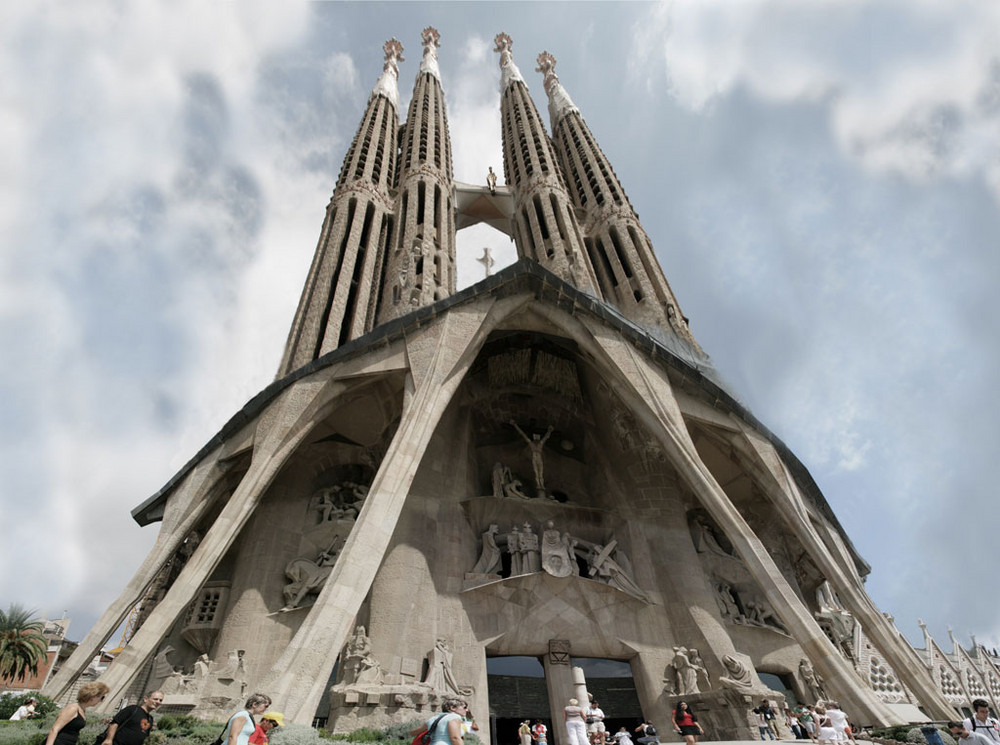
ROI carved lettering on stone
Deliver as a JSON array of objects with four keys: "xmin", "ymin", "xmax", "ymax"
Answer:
[{"xmin": 549, "ymin": 640, "xmax": 571, "ymax": 665}]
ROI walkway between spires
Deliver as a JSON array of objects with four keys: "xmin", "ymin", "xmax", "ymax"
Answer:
[{"xmin": 454, "ymin": 181, "xmax": 514, "ymax": 236}]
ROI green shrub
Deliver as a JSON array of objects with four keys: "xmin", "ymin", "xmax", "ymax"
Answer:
[
  {"xmin": 271, "ymin": 723, "xmax": 323, "ymax": 745},
  {"xmin": 0, "ymin": 693, "xmax": 59, "ymax": 721}
]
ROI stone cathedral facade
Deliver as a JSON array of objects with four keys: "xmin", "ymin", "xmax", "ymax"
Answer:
[{"xmin": 43, "ymin": 29, "xmax": 980, "ymax": 742}]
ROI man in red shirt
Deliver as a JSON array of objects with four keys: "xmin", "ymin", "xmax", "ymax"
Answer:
[{"xmin": 249, "ymin": 712, "xmax": 284, "ymax": 745}]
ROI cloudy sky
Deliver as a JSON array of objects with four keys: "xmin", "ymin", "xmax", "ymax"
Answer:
[{"xmin": 2, "ymin": 0, "xmax": 999, "ymax": 663}]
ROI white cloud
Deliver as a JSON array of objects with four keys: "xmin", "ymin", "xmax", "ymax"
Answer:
[{"xmin": 631, "ymin": 0, "xmax": 1000, "ymax": 200}]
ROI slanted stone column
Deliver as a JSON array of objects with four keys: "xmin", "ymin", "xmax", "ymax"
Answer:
[
  {"xmin": 91, "ymin": 377, "xmax": 349, "ymax": 710},
  {"xmin": 585, "ymin": 325, "xmax": 899, "ymax": 726},
  {"xmin": 43, "ymin": 454, "xmax": 228, "ymax": 702},
  {"xmin": 727, "ymin": 425, "xmax": 956, "ymax": 720},
  {"xmin": 258, "ymin": 300, "xmax": 516, "ymax": 723}
]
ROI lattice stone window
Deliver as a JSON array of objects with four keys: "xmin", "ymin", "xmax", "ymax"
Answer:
[
  {"xmin": 968, "ymin": 672, "xmax": 987, "ymax": 697},
  {"xmin": 940, "ymin": 667, "xmax": 962, "ymax": 696},
  {"xmin": 181, "ymin": 581, "xmax": 231, "ymax": 654},
  {"xmin": 869, "ymin": 658, "xmax": 903, "ymax": 693}
]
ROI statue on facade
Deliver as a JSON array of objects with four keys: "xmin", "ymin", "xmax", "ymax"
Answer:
[
  {"xmin": 492, "ymin": 461, "xmax": 530, "ymax": 499},
  {"xmin": 282, "ymin": 538, "xmax": 342, "ymax": 609},
  {"xmin": 487, "ymin": 167, "xmax": 497, "ymax": 195},
  {"xmin": 521, "ymin": 522, "xmax": 541, "ymax": 573},
  {"xmin": 664, "ymin": 646, "xmax": 703, "ymax": 695},
  {"xmin": 799, "ymin": 659, "xmax": 825, "ymax": 702},
  {"xmin": 471, "ymin": 524, "xmax": 502, "ymax": 575},
  {"xmin": 586, "ymin": 541, "xmax": 649, "ymax": 602},
  {"xmin": 422, "ymin": 638, "xmax": 466, "ymax": 697},
  {"xmin": 744, "ymin": 599, "xmax": 788, "ymax": 633},
  {"xmin": 715, "ymin": 581, "xmax": 744, "ymax": 622},
  {"xmin": 689, "ymin": 648, "xmax": 711, "ymax": 690},
  {"xmin": 718, "ymin": 654, "xmax": 756, "ymax": 690},
  {"xmin": 693, "ymin": 515, "xmax": 733, "ymax": 557},
  {"xmin": 507, "ymin": 525, "xmax": 524, "ymax": 575},
  {"xmin": 510, "ymin": 421, "xmax": 554, "ymax": 497},
  {"xmin": 541, "ymin": 521, "xmax": 577, "ymax": 578}
]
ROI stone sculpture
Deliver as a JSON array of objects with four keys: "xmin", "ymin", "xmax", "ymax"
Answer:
[
  {"xmin": 510, "ymin": 420, "xmax": 554, "ymax": 497},
  {"xmin": 471, "ymin": 524, "xmax": 502, "ymax": 575},
  {"xmin": 492, "ymin": 461, "xmax": 531, "ymax": 499},
  {"xmin": 715, "ymin": 581, "xmax": 744, "ymax": 622},
  {"xmin": 343, "ymin": 626, "xmax": 383, "ymax": 686},
  {"xmin": 694, "ymin": 515, "xmax": 733, "ymax": 557},
  {"xmin": 282, "ymin": 538, "xmax": 342, "ymax": 609},
  {"xmin": 487, "ymin": 167, "xmax": 497, "ymax": 195},
  {"xmin": 799, "ymin": 658, "xmax": 825, "ymax": 702},
  {"xmin": 314, "ymin": 482, "xmax": 369, "ymax": 523},
  {"xmin": 541, "ymin": 521, "xmax": 576, "ymax": 578},
  {"xmin": 718, "ymin": 654, "xmax": 756, "ymax": 690},
  {"xmin": 521, "ymin": 523, "xmax": 541, "ymax": 573},
  {"xmin": 587, "ymin": 541, "xmax": 649, "ymax": 602},
  {"xmin": 507, "ymin": 525, "xmax": 523, "ymax": 575},
  {"xmin": 664, "ymin": 646, "xmax": 705, "ymax": 695},
  {"xmin": 422, "ymin": 638, "xmax": 465, "ymax": 697}
]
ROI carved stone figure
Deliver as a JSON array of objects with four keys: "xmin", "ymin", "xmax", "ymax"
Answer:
[
  {"xmin": 587, "ymin": 541, "xmax": 649, "ymax": 602},
  {"xmin": 799, "ymin": 658, "xmax": 825, "ymax": 702},
  {"xmin": 492, "ymin": 461, "xmax": 531, "ymax": 499},
  {"xmin": 282, "ymin": 538, "xmax": 342, "ymax": 609},
  {"xmin": 694, "ymin": 515, "xmax": 733, "ymax": 557},
  {"xmin": 507, "ymin": 526, "xmax": 524, "ymax": 575},
  {"xmin": 718, "ymin": 654, "xmax": 755, "ymax": 690},
  {"xmin": 689, "ymin": 648, "xmax": 711, "ymax": 690},
  {"xmin": 541, "ymin": 521, "xmax": 576, "ymax": 578},
  {"xmin": 422, "ymin": 638, "xmax": 464, "ymax": 697},
  {"xmin": 521, "ymin": 523, "xmax": 541, "ymax": 573},
  {"xmin": 487, "ymin": 167, "xmax": 497, "ymax": 195},
  {"xmin": 745, "ymin": 599, "xmax": 788, "ymax": 633},
  {"xmin": 715, "ymin": 581, "xmax": 743, "ymax": 622},
  {"xmin": 667, "ymin": 646, "xmax": 702, "ymax": 695},
  {"xmin": 471, "ymin": 524, "xmax": 502, "ymax": 575},
  {"xmin": 510, "ymin": 420, "xmax": 554, "ymax": 497}
]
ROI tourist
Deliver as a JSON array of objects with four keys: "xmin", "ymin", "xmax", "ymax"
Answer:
[
  {"xmin": 963, "ymin": 699, "xmax": 1000, "ymax": 743},
  {"xmin": 565, "ymin": 697, "xmax": 588, "ymax": 745},
  {"xmin": 753, "ymin": 708, "xmax": 775, "ymax": 741},
  {"xmin": 759, "ymin": 700, "xmax": 778, "ymax": 738},
  {"xmin": 44, "ymin": 681, "xmax": 110, "ymax": 745},
  {"xmin": 462, "ymin": 709, "xmax": 480, "ymax": 735},
  {"xmin": 825, "ymin": 702, "xmax": 849, "ymax": 742},
  {"xmin": 672, "ymin": 701, "xmax": 704, "ymax": 745},
  {"xmin": 102, "ymin": 690, "xmax": 163, "ymax": 745},
  {"xmin": 635, "ymin": 721, "xmax": 659, "ymax": 745},
  {"xmin": 613, "ymin": 727, "xmax": 634, "ymax": 745},
  {"xmin": 952, "ymin": 721, "xmax": 998, "ymax": 745},
  {"xmin": 223, "ymin": 693, "xmax": 272, "ymax": 745},
  {"xmin": 520, "ymin": 720, "xmax": 533, "ymax": 745},
  {"xmin": 586, "ymin": 700, "xmax": 607, "ymax": 741},
  {"xmin": 814, "ymin": 707, "xmax": 838, "ymax": 745},
  {"xmin": 249, "ymin": 712, "xmax": 283, "ymax": 745},
  {"xmin": 410, "ymin": 697, "xmax": 467, "ymax": 745},
  {"xmin": 798, "ymin": 706, "xmax": 817, "ymax": 742},
  {"xmin": 9, "ymin": 697, "xmax": 39, "ymax": 721},
  {"xmin": 787, "ymin": 708, "xmax": 803, "ymax": 740},
  {"xmin": 532, "ymin": 719, "xmax": 548, "ymax": 744}
]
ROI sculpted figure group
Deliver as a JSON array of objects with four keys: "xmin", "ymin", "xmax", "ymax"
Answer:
[{"xmin": 467, "ymin": 520, "xmax": 647, "ymax": 602}]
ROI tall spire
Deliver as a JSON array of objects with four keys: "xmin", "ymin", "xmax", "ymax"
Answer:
[
  {"xmin": 493, "ymin": 33, "xmax": 600, "ymax": 295},
  {"xmin": 372, "ymin": 38, "xmax": 404, "ymax": 109},
  {"xmin": 277, "ymin": 40, "xmax": 403, "ymax": 377},
  {"xmin": 494, "ymin": 32, "xmax": 526, "ymax": 91},
  {"xmin": 418, "ymin": 25, "xmax": 441, "ymax": 80},
  {"xmin": 376, "ymin": 27, "xmax": 456, "ymax": 324},
  {"xmin": 535, "ymin": 51, "xmax": 578, "ymax": 125},
  {"xmin": 538, "ymin": 51, "xmax": 698, "ymax": 346}
]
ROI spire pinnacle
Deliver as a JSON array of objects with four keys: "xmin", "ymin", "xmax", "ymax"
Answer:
[
  {"xmin": 536, "ymin": 51, "xmax": 578, "ymax": 125},
  {"xmin": 419, "ymin": 26, "xmax": 441, "ymax": 80},
  {"xmin": 494, "ymin": 32, "xmax": 525, "ymax": 91},
  {"xmin": 372, "ymin": 38, "xmax": 404, "ymax": 109}
]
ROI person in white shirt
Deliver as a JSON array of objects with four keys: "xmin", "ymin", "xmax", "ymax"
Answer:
[
  {"xmin": 825, "ymin": 702, "xmax": 849, "ymax": 742},
  {"xmin": 9, "ymin": 698, "xmax": 38, "ymax": 721},
  {"xmin": 587, "ymin": 701, "xmax": 606, "ymax": 738},
  {"xmin": 964, "ymin": 700, "xmax": 1000, "ymax": 743},
  {"xmin": 952, "ymin": 721, "xmax": 998, "ymax": 745}
]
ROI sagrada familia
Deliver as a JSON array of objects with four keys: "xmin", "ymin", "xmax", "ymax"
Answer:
[{"xmin": 42, "ymin": 29, "xmax": 1000, "ymax": 743}]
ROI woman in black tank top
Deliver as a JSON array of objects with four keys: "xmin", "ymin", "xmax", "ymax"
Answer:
[{"xmin": 45, "ymin": 681, "xmax": 111, "ymax": 745}]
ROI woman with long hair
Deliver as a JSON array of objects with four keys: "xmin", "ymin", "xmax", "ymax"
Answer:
[
  {"xmin": 44, "ymin": 681, "xmax": 110, "ymax": 745},
  {"xmin": 672, "ymin": 701, "xmax": 704, "ymax": 745}
]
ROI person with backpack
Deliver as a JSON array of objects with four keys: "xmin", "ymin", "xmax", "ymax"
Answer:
[
  {"xmin": 634, "ymin": 721, "xmax": 659, "ymax": 745},
  {"xmin": 964, "ymin": 700, "xmax": 1000, "ymax": 743},
  {"xmin": 410, "ymin": 698, "xmax": 467, "ymax": 745}
]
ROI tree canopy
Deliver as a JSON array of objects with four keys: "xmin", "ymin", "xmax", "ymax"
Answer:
[{"xmin": 0, "ymin": 604, "xmax": 48, "ymax": 683}]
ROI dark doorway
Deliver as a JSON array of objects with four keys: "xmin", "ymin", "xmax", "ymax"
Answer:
[{"xmin": 488, "ymin": 657, "xmax": 549, "ymax": 745}]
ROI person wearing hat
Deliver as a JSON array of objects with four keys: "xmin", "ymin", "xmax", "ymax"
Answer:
[{"xmin": 249, "ymin": 712, "xmax": 283, "ymax": 745}]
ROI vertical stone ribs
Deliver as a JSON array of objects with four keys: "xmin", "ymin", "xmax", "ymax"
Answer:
[
  {"xmin": 377, "ymin": 27, "xmax": 456, "ymax": 325},
  {"xmin": 494, "ymin": 33, "xmax": 600, "ymax": 296},
  {"xmin": 537, "ymin": 52, "xmax": 697, "ymax": 343},
  {"xmin": 277, "ymin": 40, "xmax": 403, "ymax": 378}
]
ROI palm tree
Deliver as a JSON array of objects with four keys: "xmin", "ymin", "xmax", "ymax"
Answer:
[{"xmin": 0, "ymin": 604, "xmax": 48, "ymax": 683}]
